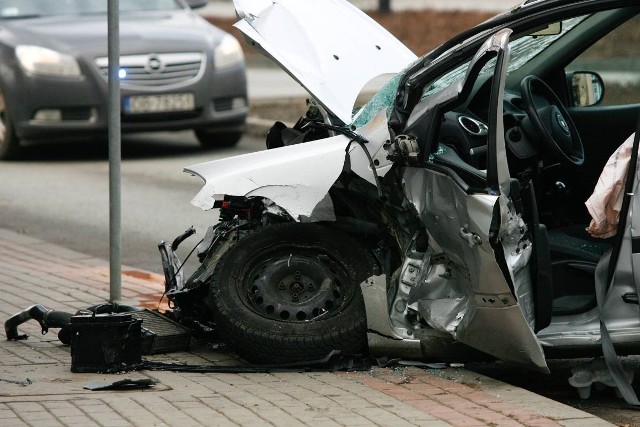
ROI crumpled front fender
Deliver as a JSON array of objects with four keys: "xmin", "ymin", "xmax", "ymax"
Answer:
[
  {"xmin": 186, "ymin": 110, "xmax": 394, "ymax": 222},
  {"xmin": 187, "ymin": 134, "xmax": 350, "ymax": 221}
]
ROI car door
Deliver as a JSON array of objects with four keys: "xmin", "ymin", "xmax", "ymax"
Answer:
[{"xmin": 402, "ymin": 29, "xmax": 549, "ymax": 371}]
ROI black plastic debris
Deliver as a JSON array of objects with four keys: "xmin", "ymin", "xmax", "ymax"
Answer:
[
  {"xmin": 5, "ymin": 304, "xmax": 72, "ymax": 341},
  {"xmin": 135, "ymin": 350, "xmax": 369, "ymax": 374},
  {"xmin": 70, "ymin": 311, "xmax": 142, "ymax": 373},
  {"xmin": 5, "ymin": 303, "xmax": 144, "ymax": 373},
  {"xmin": 84, "ymin": 378, "xmax": 157, "ymax": 391},
  {"xmin": 5, "ymin": 303, "xmax": 369, "ymax": 375}
]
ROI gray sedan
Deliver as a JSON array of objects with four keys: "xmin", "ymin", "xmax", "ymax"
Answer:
[{"xmin": 0, "ymin": 0, "xmax": 248, "ymax": 159}]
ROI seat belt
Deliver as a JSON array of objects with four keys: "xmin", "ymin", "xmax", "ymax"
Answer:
[
  {"xmin": 596, "ymin": 122, "xmax": 640, "ymax": 406},
  {"xmin": 595, "ymin": 251, "xmax": 640, "ymax": 405}
]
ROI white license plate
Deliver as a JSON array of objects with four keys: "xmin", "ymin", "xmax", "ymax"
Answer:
[{"xmin": 124, "ymin": 93, "xmax": 195, "ymax": 114}]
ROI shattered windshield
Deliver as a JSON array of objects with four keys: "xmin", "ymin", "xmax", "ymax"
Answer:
[
  {"xmin": 422, "ymin": 15, "xmax": 588, "ymax": 98},
  {"xmin": 351, "ymin": 73, "xmax": 402, "ymax": 128},
  {"xmin": 0, "ymin": 0, "xmax": 180, "ymax": 18},
  {"xmin": 352, "ymin": 15, "xmax": 587, "ymax": 128}
]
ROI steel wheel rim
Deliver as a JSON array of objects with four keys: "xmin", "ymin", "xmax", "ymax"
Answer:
[{"xmin": 242, "ymin": 249, "xmax": 354, "ymax": 322}]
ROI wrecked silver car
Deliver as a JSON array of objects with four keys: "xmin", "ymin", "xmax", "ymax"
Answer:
[{"xmin": 161, "ymin": 0, "xmax": 640, "ymax": 399}]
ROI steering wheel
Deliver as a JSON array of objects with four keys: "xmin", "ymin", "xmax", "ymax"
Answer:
[{"xmin": 520, "ymin": 75, "xmax": 584, "ymax": 166}]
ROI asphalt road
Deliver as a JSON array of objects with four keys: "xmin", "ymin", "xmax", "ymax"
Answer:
[{"xmin": 0, "ymin": 131, "xmax": 265, "ymax": 274}]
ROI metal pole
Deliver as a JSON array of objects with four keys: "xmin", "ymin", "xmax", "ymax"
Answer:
[{"xmin": 108, "ymin": 0, "xmax": 121, "ymax": 301}]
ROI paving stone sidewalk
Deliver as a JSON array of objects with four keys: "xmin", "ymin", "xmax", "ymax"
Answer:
[{"xmin": 0, "ymin": 228, "xmax": 612, "ymax": 426}]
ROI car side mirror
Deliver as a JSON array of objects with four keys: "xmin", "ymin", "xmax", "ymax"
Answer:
[
  {"xmin": 569, "ymin": 71, "xmax": 605, "ymax": 107},
  {"xmin": 184, "ymin": 0, "xmax": 208, "ymax": 9}
]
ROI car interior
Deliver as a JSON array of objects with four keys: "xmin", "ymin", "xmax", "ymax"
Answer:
[{"xmin": 416, "ymin": 6, "xmax": 640, "ymax": 332}]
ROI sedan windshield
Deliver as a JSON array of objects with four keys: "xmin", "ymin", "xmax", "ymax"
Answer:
[
  {"xmin": 422, "ymin": 15, "xmax": 587, "ymax": 98},
  {"xmin": 0, "ymin": 0, "xmax": 181, "ymax": 18}
]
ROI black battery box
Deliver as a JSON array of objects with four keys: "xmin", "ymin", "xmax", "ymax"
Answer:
[{"xmin": 69, "ymin": 312, "xmax": 142, "ymax": 373}]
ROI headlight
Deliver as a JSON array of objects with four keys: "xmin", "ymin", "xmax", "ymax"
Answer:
[
  {"xmin": 16, "ymin": 45, "xmax": 82, "ymax": 77},
  {"xmin": 214, "ymin": 35, "xmax": 244, "ymax": 70}
]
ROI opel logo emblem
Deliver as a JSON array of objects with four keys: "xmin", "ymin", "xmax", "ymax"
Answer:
[{"xmin": 145, "ymin": 55, "xmax": 164, "ymax": 73}]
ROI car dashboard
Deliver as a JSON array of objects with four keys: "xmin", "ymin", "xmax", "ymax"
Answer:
[{"xmin": 437, "ymin": 75, "xmax": 544, "ymax": 182}]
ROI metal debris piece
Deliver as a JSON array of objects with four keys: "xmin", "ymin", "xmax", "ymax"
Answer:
[
  {"xmin": 0, "ymin": 377, "xmax": 32, "ymax": 386},
  {"xmin": 398, "ymin": 361, "xmax": 447, "ymax": 369},
  {"xmin": 376, "ymin": 357, "xmax": 446, "ymax": 370},
  {"xmin": 84, "ymin": 378, "xmax": 157, "ymax": 391}
]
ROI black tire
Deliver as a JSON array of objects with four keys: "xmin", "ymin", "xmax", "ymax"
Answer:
[
  {"xmin": 195, "ymin": 129, "xmax": 243, "ymax": 148},
  {"xmin": 207, "ymin": 223, "xmax": 376, "ymax": 363},
  {"xmin": 0, "ymin": 89, "xmax": 20, "ymax": 160}
]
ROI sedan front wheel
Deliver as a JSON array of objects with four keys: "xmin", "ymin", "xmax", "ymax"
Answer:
[
  {"xmin": 0, "ymin": 90, "xmax": 20, "ymax": 160},
  {"xmin": 195, "ymin": 129, "xmax": 243, "ymax": 148}
]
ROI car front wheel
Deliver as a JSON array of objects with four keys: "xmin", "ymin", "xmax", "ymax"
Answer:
[{"xmin": 206, "ymin": 222, "xmax": 376, "ymax": 364}]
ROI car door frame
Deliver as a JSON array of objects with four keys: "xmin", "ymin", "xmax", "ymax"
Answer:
[{"xmin": 401, "ymin": 29, "xmax": 549, "ymax": 371}]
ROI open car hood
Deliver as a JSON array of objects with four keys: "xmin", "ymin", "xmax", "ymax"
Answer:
[{"xmin": 233, "ymin": 0, "xmax": 417, "ymax": 124}]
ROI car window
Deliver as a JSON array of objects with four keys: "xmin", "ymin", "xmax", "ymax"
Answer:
[
  {"xmin": 0, "ymin": 0, "xmax": 181, "ymax": 18},
  {"xmin": 422, "ymin": 16, "xmax": 587, "ymax": 99},
  {"xmin": 567, "ymin": 14, "xmax": 640, "ymax": 106}
]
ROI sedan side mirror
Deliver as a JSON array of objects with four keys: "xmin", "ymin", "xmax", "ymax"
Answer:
[
  {"xmin": 184, "ymin": 0, "xmax": 208, "ymax": 9},
  {"xmin": 569, "ymin": 71, "xmax": 605, "ymax": 107}
]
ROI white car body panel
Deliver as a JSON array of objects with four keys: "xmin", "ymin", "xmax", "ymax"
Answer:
[
  {"xmin": 187, "ymin": 135, "xmax": 350, "ymax": 220},
  {"xmin": 232, "ymin": 0, "xmax": 417, "ymax": 124},
  {"xmin": 187, "ymin": 110, "xmax": 394, "ymax": 220}
]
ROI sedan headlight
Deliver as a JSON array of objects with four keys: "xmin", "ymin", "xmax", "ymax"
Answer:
[
  {"xmin": 214, "ymin": 35, "xmax": 244, "ymax": 70},
  {"xmin": 16, "ymin": 45, "xmax": 82, "ymax": 77}
]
